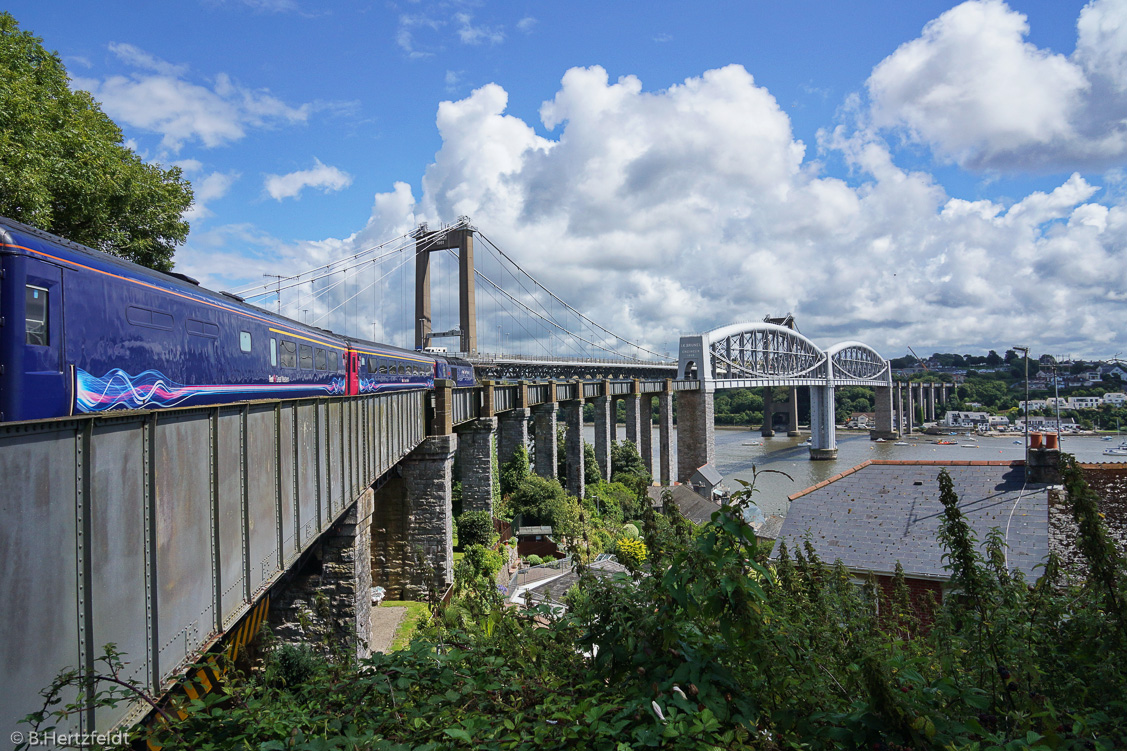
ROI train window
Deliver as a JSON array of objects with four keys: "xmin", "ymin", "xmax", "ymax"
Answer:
[
  {"xmin": 378, "ymin": 362, "xmax": 386, "ymax": 375},
  {"xmin": 279, "ymin": 340, "xmax": 297, "ymax": 368},
  {"xmin": 270, "ymin": 338, "xmax": 278, "ymax": 367},
  {"xmin": 299, "ymin": 344, "xmax": 313, "ymax": 369},
  {"xmin": 126, "ymin": 305, "xmax": 173, "ymax": 331},
  {"xmin": 398, "ymin": 364, "xmax": 406, "ymax": 375},
  {"xmin": 25, "ymin": 285, "xmax": 48, "ymax": 346},
  {"xmin": 315, "ymin": 348, "xmax": 327, "ymax": 370},
  {"xmin": 240, "ymin": 331, "xmax": 252, "ymax": 352},
  {"xmin": 187, "ymin": 319, "xmax": 220, "ymax": 338}
]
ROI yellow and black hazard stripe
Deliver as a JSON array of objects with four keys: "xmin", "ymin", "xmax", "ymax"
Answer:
[{"xmin": 145, "ymin": 595, "xmax": 271, "ymax": 749}]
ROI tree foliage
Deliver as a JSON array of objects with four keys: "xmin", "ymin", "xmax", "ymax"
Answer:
[
  {"xmin": 454, "ymin": 510, "xmax": 493, "ymax": 549},
  {"xmin": 29, "ymin": 455, "xmax": 1127, "ymax": 751},
  {"xmin": 0, "ymin": 13, "xmax": 192, "ymax": 271}
]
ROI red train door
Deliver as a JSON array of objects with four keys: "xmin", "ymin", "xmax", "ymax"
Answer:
[{"xmin": 346, "ymin": 350, "xmax": 359, "ymax": 395}]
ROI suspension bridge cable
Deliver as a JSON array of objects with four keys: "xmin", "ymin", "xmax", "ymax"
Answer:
[
  {"xmin": 476, "ymin": 231, "xmax": 666, "ymax": 360},
  {"xmin": 230, "ymin": 230, "xmax": 416, "ymax": 296}
]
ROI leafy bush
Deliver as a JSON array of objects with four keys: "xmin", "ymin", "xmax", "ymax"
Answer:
[
  {"xmin": 524, "ymin": 554, "xmax": 543, "ymax": 566},
  {"xmin": 269, "ymin": 643, "xmax": 322, "ymax": 688},
  {"xmin": 455, "ymin": 510, "xmax": 494, "ymax": 549},
  {"xmin": 615, "ymin": 536, "xmax": 647, "ymax": 572},
  {"xmin": 499, "ymin": 444, "xmax": 530, "ymax": 498},
  {"xmin": 620, "ymin": 523, "xmax": 640, "ymax": 540}
]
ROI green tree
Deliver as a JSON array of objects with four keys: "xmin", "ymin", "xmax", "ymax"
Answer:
[
  {"xmin": 455, "ymin": 510, "xmax": 494, "ymax": 549},
  {"xmin": 0, "ymin": 13, "xmax": 192, "ymax": 271},
  {"xmin": 610, "ymin": 439, "xmax": 649, "ymax": 481},
  {"xmin": 583, "ymin": 440, "xmax": 602, "ymax": 486},
  {"xmin": 508, "ymin": 475, "xmax": 579, "ymax": 538},
  {"xmin": 499, "ymin": 443, "xmax": 530, "ymax": 498}
]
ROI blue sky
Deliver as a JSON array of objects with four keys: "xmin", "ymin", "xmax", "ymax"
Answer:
[{"xmin": 8, "ymin": 0, "xmax": 1126, "ymax": 360}]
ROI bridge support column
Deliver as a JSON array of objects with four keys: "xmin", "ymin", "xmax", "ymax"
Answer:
[
  {"xmin": 371, "ymin": 435, "xmax": 457, "ymax": 601},
  {"xmin": 676, "ymin": 386, "xmax": 715, "ymax": 483},
  {"xmin": 497, "ymin": 408, "xmax": 530, "ymax": 467},
  {"xmin": 456, "ymin": 417, "xmax": 496, "ymax": 515},
  {"xmin": 906, "ymin": 383, "xmax": 915, "ymax": 434},
  {"xmin": 896, "ymin": 382, "xmax": 904, "ymax": 437},
  {"xmin": 870, "ymin": 385, "xmax": 897, "ymax": 440},
  {"xmin": 809, "ymin": 383, "xmax": 838, "ymax": 460},
  {"xmin": 658, "ymin": 381, "xmax": 674, "ymax": 486},
  {"xmin": 593, "ymin": 389, "xmax": 613, "ymax": 483},
  {"xmin": 563, "ymin": 399, "xmax": 586, "ymax": 498},
  {"xmin": 271, "ymin": 488, "xmax": 374, "ymax": 660},
  {"xmin": 531, "ymin": 403, "xmax": 558, "ymax": 479},
  {"xmin": 760, "ymin": 388, "xmax": 774, "ymax": 437},
  {"xmin": 786, "ymin": 388, "xmax": 800, "ymax": 436},
  {"xmin": 624, "ymin": 382, "xmax": 642, "ymax": 451},
  {"xmin": 640, "ymin": 395, "xmax": 654, "ymax": 476},
  {"xmin": 927, "ymin": 383, "xmax": 936, "ymax": 422}
]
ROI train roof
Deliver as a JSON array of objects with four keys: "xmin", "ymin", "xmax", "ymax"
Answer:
[
  {"xmin": 0, "ymin": 216, "xmax": 347, "ymax": 348},
  {"xmin": 340, "ymin": 334, "xmax": 438, "ymax": 362}
]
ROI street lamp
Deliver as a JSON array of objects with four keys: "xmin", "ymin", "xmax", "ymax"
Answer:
[{"xmin": 1014, "ymin": 345, "xmax": 1029, "ymax": 466}]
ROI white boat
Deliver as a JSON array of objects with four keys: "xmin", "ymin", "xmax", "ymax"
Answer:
[
  {"xmin": 798, "ymin": 438, "xmax": 812, "ymax": 446},
  {"xmin": 875, "ymin": 438, "xmax": 886, "ymax": 442},
  {"xmin": 1104, "ymin": 441, "xmax": 1127, "ymax": 456},
  {"xmin": 894, "ymin": 441, "xmax": 908, "ymax": 446}
]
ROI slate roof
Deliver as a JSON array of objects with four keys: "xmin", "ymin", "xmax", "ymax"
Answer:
[
  {"xmin": 692, "ymin": 464, "xmax": 724, "ymax": 486},
  {"xmin": 646, "ymin": 484, "xmax": 723, "ymax": 524},
  {"xmin": 771, "ymin": 461, "xmax": 1051, "ymax": 580},
  {"xmin": 524, "ymin": 558, "xmax": 632, "ymax": 604}
]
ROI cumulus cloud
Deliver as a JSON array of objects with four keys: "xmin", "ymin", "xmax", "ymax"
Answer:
[
  {"xmin": 71, "ymin": 45, "xmax": 310, "ymax": 153},
  {"xmin": 455, "ymin": 13, "xmax": 504, "ymax": 45},
  {"xmin": 264, "ymin": 159, "xmax": 353, "ymax": 200},
  {"xmin": 183, "ymin": 169, "xmax": 240, "ymax": 221},
  {"xmin": 183, "ymin": 8, "xmax": 1127, "ymax": 358},
  {"xmin": 867, "ymin": 0, "xmax": 1127, "ymax": 171}
]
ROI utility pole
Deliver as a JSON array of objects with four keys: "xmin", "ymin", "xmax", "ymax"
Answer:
[
  {"xmin": 264, "ymin": 274, "xmax": 285, "ymax": 315},
  {"xmin": 1014, "ymin": 345, "xmax": 1029, "ymax": 467}
]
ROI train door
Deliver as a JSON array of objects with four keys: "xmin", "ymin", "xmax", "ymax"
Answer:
[
  {"xmin": 17, "ymin": 258, "xmax": 67, "ymax": 419},
  {"xmin": 345, "ymin": 351, "xmax": 359, "ymax": 395}
]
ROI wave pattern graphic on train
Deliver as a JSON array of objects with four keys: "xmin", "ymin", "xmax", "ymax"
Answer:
[
  {"xmin": 75, "ymin": 368, "xmax": 347, "ymax": 414},
  {"xmin": 1, "ymin": 216, "xmax": 477, "ymax": 422}
]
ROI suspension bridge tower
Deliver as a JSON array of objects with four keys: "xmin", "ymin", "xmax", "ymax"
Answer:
[{"xmin": 413, "ymin": 220, "xmax": 477, "ymax": 354}]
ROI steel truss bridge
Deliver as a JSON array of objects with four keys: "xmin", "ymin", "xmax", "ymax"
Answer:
[{"xmin": 678, "ymin": 322, "xmax": 894, "ymax": 457}]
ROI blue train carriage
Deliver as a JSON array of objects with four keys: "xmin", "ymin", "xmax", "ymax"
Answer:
[
  {"xmin": 442, "ymin": 356, "xmax": 476, "ymax": 388},
  {"xmin": 0, "ymin": 216, "xmax": 348, "ymax": 422},
  {"xmin": 344, "ymin": 337, "xmax": 438, "ymax": 394}
]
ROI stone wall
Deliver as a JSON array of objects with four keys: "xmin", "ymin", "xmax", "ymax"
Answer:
[
  {"xmin": 371, "ymin": 436, "xmax": 457, "ymax": 601},
  {"xmin": 456, "ymin": 417, "xmax": 496, "ymax": 515},
  {"xmin": 676, "ymin": 388, "xmax": 714, "ymax": 483},
  {"xmin": 268, "ymin": 488, "xmax": 373, "ymax": 659},
  {"xmin": 1050, "ymin": 463, "xmax": 1127, "ymax": 581}
]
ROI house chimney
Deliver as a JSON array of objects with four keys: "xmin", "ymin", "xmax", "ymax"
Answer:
[{"xmin": 1026, "ymin": 446, "xmax": 1062, "ymax": 484}]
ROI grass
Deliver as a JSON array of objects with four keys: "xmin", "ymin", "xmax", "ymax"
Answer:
[{"xmin": 380, "ymin": 600, "xmax": 430, "ymax": 651}]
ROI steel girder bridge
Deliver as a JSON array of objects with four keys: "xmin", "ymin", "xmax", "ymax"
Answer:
[{"xmin": 677, "ymin": 322, "xmax": 894, "ymax": 458}]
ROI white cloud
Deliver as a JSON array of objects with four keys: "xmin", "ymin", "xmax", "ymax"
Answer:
[
  {"xmin": 264, "ymin": 159, "xmax": 353, "ymax": 200},
  {"xmin": 108, "ymin": 42, "xmax": 189, "ymax": 76},
  {"xmin": 867, "ymin": 0, "xmax": 1127, "ymax": 171},
  {"xmin": 184, "ymin": 170, "xmax": 240, "ymax": 221},
  {"xmin": 72, "ymin": 46, "xmax": 310, "ymax": 153},
  {"xmin": 455, "ymin": 13, "xmax": 504, "ymax": 45},
  {"xmin": 517, "ymin": 17, "xmax": 537, "ymax": 33},
  {"xmin": 445, "ymin": 69, "xmax": 463, "ymax": 93},
  {"xmin": 186, "ymin": 51, "xmax": 1127, "ymax": 358}
]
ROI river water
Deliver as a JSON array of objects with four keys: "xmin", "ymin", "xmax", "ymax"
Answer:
[{"xmin": 584, "ymin": 425, "xmax": 1122, "ymax": 518}]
